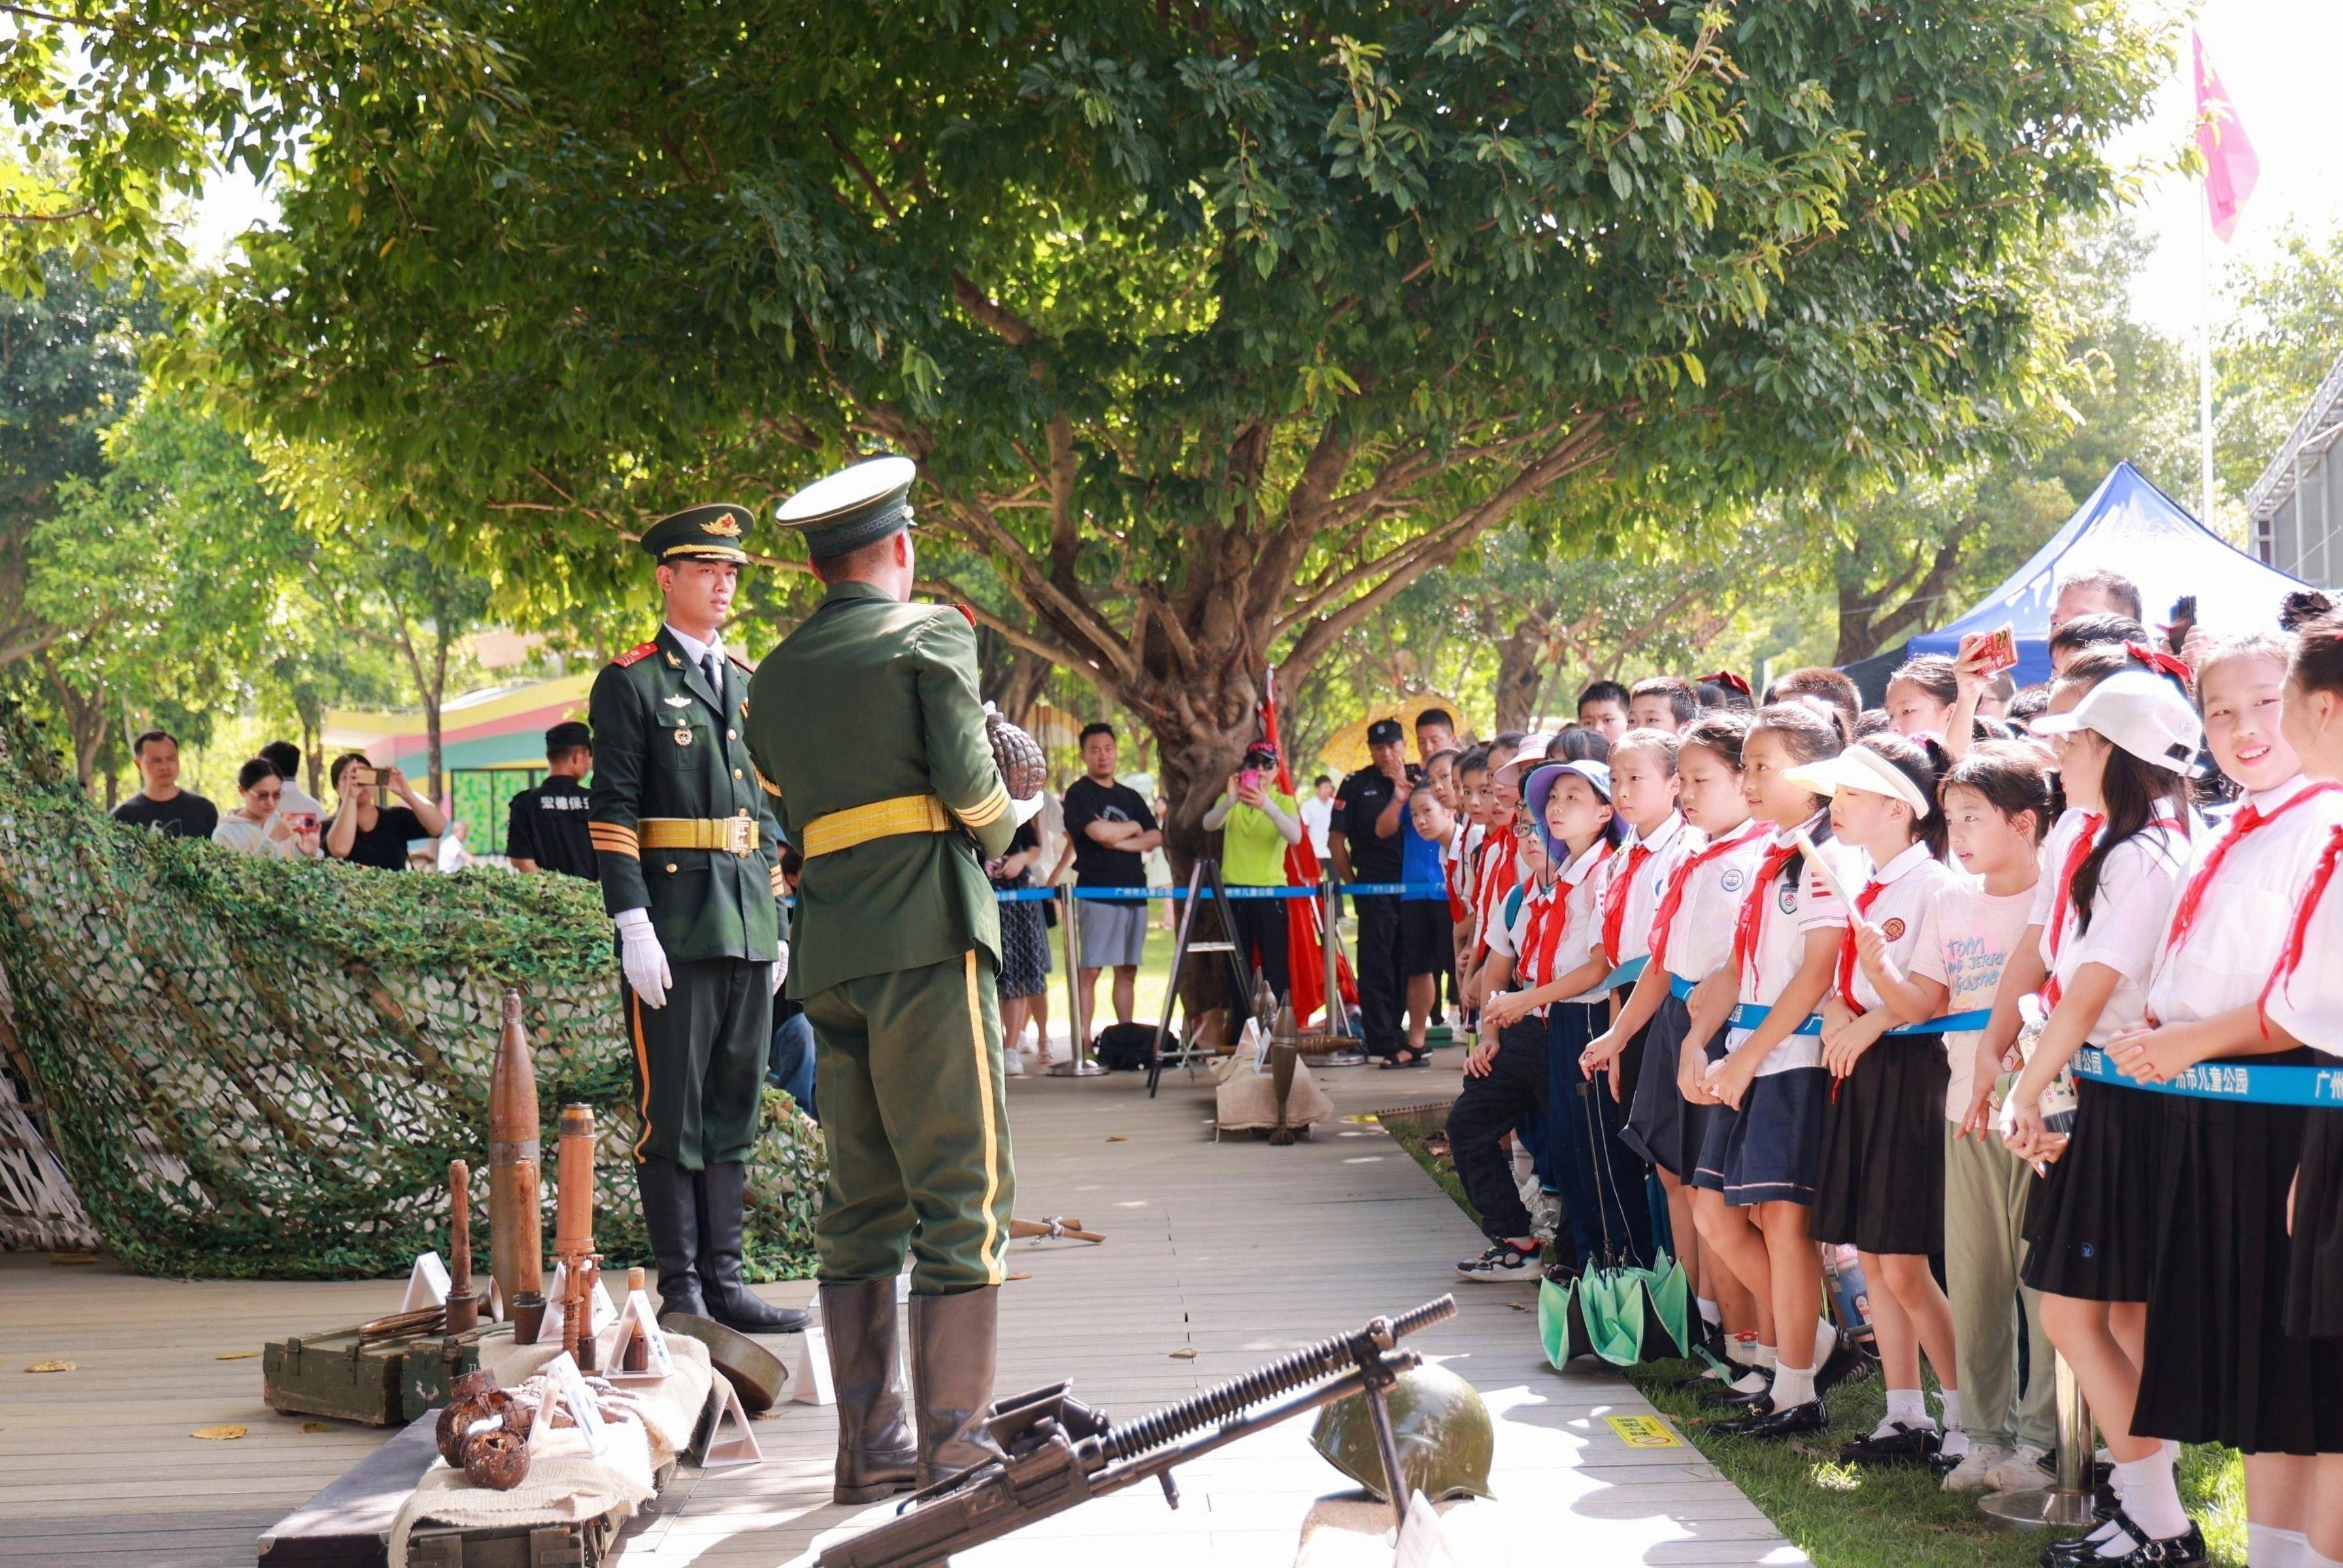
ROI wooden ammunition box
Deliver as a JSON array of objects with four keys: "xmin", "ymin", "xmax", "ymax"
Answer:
[
  {"xmin": 396, "ymin": 1326, "xmax": 505, "ymax": 1420},
  {"xmin": 264, "ymin": 1323, "xmax": 433, "ymax": 1427}
]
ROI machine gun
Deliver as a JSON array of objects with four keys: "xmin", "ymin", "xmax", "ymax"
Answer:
[{"xmin": 817, "ymin": 1295, "xmax": 1457, "ymax": 1568}]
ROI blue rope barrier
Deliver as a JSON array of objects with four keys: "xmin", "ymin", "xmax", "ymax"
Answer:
[
  {"xmin": 1659, "ymin": 973, "xmax": 1989, "ymax": 1038},
  {"xmin": 2074, "ymin": 1045, "xmax": 2343, "ymax": 1108}
]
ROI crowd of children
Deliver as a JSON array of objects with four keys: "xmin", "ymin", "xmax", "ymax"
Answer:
[{"xmin": 1406, "ymin": 571, "xmax": 2343, "ymax": 1568}]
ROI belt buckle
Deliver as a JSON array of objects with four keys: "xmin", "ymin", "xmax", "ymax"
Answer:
[{"xmin": 722, "ymin": 816, "xmax": 754, "ymax": 856}]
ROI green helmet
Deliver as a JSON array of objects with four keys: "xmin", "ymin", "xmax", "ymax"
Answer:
[{"xmin": 1308, "ymin": 1363, "xmax": 1494, "ymax": 1503}]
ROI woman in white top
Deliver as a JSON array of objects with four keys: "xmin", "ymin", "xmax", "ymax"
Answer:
[
  {"xmin": 2101, "ymin": 633, "xmax": 2343, "ymax": 1568},
  {"xmin": 1993, "ymin": 649, "xmax": 2198, "ymax": 1566},
  {"xmin": 212, "ymin": 759, "xmax": 300, "ymax": 858}
]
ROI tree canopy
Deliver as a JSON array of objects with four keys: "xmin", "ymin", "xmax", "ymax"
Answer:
[{"xmin": 7, "ymin": 1, "xmax": 2170, "ymax": 825}]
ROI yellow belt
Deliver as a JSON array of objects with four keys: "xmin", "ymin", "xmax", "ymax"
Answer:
[
  {"xmin": 802, "ymin": 794, "xmax": 952, "ymax": 858},
  {"xmin": 637, "ymin": 816, "xmax": 761, "ymax": 855}
]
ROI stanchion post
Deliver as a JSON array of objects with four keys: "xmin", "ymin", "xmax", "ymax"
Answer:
[
  {"xmin": 1978, "ymin": 1353, "xmax": 2097, "ymax": 1531},
  {"xmin": 1047, "ymin": 887, "xmax": 1104, "ymax": 1078},
  {"xmin": 1321, "ymin": 871, "xmax": 1340, "ymax": 1035}
]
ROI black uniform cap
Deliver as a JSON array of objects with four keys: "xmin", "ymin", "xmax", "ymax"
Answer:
[{"xmin": 639, "ymin": 503, "xmax": 753, "ymax": 565}]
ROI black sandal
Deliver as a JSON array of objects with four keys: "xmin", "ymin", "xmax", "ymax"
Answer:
[{"xmin": 1378, "ymin": 1048, "xmax": 1429, "ymax": 1069}]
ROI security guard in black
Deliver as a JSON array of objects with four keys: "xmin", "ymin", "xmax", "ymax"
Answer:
[{"xmin": 505, "ymin": 720, "xmax": 598, "ymax": 880}]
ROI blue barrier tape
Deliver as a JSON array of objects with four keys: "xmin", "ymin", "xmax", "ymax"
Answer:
[
  {"xmin": 1659, "ymin": 973, "xmax": 1987, "ymax": 1039},
  {"xmin": 1596, "ymin": 956, "xmax": 1648, "ymax": 992},
  {"xmin": 2074, "ymin": 1045, "xmax": 2343, "ymax": 1108}
]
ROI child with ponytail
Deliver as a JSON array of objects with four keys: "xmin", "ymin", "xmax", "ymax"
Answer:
[
  {"xmin": 2103, "ymin": 630, "xmax": 2343, "ymax": 1568},
  {"xmin": 1995, "ymin": 652, "xmax": 2199, "ymax": 1567},
  {"xmin": 1692, "ymin": 701, "xmax": 1866, "ymax": 1439}
]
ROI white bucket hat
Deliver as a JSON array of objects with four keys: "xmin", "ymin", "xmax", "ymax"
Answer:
[{"xmin": 1782, "ymin": 744, "xmax": 1932, "ymax": 818}]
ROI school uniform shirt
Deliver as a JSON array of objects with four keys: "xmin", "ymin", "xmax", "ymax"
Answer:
[
  {"xmin": 2148, "ymin": 775, "xmax": 2343, "ymax": 1027},
  {"xmin": 1471, "ymin": 833, "xmax": 1520, "ymax": 961},
  {"xmin": 1929, "ymin": 874, "xmax": 2038, "ymax": 1120},
  {"xmin": 1728, "ymin": 820, "xmax": 1859, "ymax": 1076},
  {"xmin": 1840, "ymin": 841, "xmax": 1956, "ymax": 1014},
  {"xmin": 1653, "ymin": 820, "xmax": 1770, "ymax": 983},
  {"xmin": 1444, "ymin": 821, "xmax": 1484, "ymax": 924},
  {"xmin": 2264, "ymin": 823, "xmax": 2343, "ymax": 1056},
  {"xmin": 2029, "ymin": 813, "xmax": 2187, "ymax": 1044},
  {"xmin": 1548, "ymin": 839, "xmax": 1616, "ymax": 1007},
  {"xmin": 1486, "ymin": 872, "xmax": 1554, "ymax": 1001},
  {"xmin": 1599, "ymin": 812, "xmax": 1692, "ymax": 967}
]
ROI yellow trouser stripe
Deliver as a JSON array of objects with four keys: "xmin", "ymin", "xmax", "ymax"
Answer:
[
  {"xmin": 964, "ymin": 949, "xmax": 1004, "ymax": 1284},
  {"xmin": 628, "ymin": 991, "xmax": 655, "ymax": 1160},
  {"xmin": 801, "ymin": 793, "xmax": 952, "ymax": 858}
]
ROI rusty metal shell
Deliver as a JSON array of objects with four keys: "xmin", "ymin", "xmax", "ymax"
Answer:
[{"xmin": 462, "ymin": 1427, "xmax": 532, "ymax": 1490}]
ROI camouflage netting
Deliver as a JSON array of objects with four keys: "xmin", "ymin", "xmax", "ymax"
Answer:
[{"xmin": 0, "ymin": 701, "xmax": 821, "ymax": 1280}]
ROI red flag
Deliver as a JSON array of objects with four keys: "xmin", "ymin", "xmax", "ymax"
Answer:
[
  {"xmin": 1259, "ymin": 670, "xmax": 1356, "ymax": 1027},
  {"xmin": 2194, "ymin": 29, "xmax": 2259, "ymax": 243}
]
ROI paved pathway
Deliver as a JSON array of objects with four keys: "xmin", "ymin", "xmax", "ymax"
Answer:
[{"xmin": 0, "ymin": 1056, "xmax": 1807, "ymax": 1568}]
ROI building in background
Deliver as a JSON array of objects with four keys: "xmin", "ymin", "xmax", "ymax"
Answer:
[{"xmin": 2248, "ymin": 351, "xmax": 2343, "ymax": 590}]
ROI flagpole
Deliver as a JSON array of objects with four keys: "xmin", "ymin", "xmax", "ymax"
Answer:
[{"xmin": 2199, "ymin": 192, "xmax": 2216, "ymax": 527}]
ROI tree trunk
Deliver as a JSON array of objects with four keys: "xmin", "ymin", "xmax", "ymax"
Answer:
[
  {"xmin": 980, "ymin": 647, "xmax": 1052, "ymax": 729},
  {"xmin": 1492, "ymin": 616, "xmax": 1550, "ymax": 732}
]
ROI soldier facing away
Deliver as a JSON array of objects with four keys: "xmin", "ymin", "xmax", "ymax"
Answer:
[
  {"xmin": 748, "ymin": 455, "xmax": 1023, "ymax": 1503},
  {"xmin": 587, "ymin": 504, "xmax": 806, "ymax": 1337}
]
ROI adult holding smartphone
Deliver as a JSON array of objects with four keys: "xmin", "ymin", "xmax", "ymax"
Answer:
[
  {"xmin": 1202, "ymin": 741, "xmax": 1302, "ymax": 1021},
  {"xmin": 325, "ymin": 754, "xmax": 448, "ymax": 870}
]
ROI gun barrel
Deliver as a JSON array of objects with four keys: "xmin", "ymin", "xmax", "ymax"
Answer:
[{"xmin": 1097, "ymin": 1295, "xmax": 1453, "ymax": 1463}]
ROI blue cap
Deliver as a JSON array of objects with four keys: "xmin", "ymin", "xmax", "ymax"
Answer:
[{"xmin": 1522, "ymin": 759, "xmax": 1617, "ymax": 861}]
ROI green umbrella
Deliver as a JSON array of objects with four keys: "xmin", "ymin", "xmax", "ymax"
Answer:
[{"xmin": 1538, "ymin": 1248, "xmax": 1693, "ymax": 1369}]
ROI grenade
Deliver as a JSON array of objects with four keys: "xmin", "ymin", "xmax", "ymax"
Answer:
[
  {"xmin": 462, "ymin": 1427, "xmax": 532, "ymax": 1490},
  {"xmin": 984, "ymin": 705, "xmax": 1047, "ymax": 801}
]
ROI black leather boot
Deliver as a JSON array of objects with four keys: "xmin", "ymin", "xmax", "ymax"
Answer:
[
  {"xmin": 909, "ymin": 1286, "xmax": 1005, "ymax": 1488},
  {"xmin": 634, "ymin": 1158, "xmax": 706, "ymax": 1321},
  {"xmin": 820, "ymin": 1280, "xmax": 918, "ymax": 1505},
  {"xmin": 695, "ymin": 1161, "xmax": 810, "ymax": 1334}
]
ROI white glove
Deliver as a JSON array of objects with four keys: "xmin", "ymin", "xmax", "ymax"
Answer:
[
  {"xmin": 771, "ymin": 941, "xmax": 789, "ymax": 994},
  {"xmin": 615, "ymin": 909, "xmax": 672, "ymax": 1009},
  {"xmin": 1010, "ymin": 792, "xmax": 1047, "ymax": 828}
]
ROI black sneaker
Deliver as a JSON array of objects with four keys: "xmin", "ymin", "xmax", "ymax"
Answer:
[
  {"xmin": 1712, "ymin": 1399, "xmax": 1828, "ymax": 1439},
  {"xmin": 1541, "ymin": 1258, "xmax": 1580, "ymax": 1290},
  {"xmin": 1455, "ymin": 1241, "xmax": 1538, "ymax": 1282},
  {"xmin": 1698, "ymin": 1369, "xmax": 1773, "ymax": 1408},
  {"xmin": 1836, "ymin": 1422, "xmax": 1942, "ymax": 1466}
]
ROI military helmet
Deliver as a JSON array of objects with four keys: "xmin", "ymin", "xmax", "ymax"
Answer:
[{"xmin": 1307, "ymin": 1363, "xmax": 1494, "ymax": 1503}]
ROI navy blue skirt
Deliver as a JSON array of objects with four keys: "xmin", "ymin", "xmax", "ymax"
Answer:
[
  {"xmin": 1697, "ymin": 1060, "xmax": 1828, "ymax": 1208},
  {"xmin": 1623, "ymin": 992, "xmax": 1706, "ymax": 1182}
]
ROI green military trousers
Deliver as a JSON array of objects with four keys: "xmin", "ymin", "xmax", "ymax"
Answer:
[
  {"xmin": 623, "ymin": 956, "xmax": 771, "ymax": 1169},
  {"xmin": 803, "ymin": 948, "xmax": 1017, "ymax": 1295}
]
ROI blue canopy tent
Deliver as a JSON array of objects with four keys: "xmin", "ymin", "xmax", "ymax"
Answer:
[{"xmin": 1900, "ymin": 461, "xmax": 2308, "ymax": 688}]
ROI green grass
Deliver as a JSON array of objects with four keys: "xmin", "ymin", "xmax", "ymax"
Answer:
[{"xmin": 1382, "ymin": 1103, "xmax": 2250, "ymax": 1568}]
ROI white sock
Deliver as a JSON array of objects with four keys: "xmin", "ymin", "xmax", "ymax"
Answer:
[
  {"xmin": 1936, "ymin": 1388, "xmax": 1963, "ymax": 1431},
  {"xmin": 2252, "ymin": 1525, "xmax": 2307, "ymax": 1568},
  {"xmin": 2111, "ymin": 1454, "xmax": 2189, "ymax": 1541},
  {"xmin": 1885, "ymin": 1388, "xmax": 1933, "ymax": 1429},
  {"xmin": 1698, "ymin": 1296, "xmax": 1722, "ymax": 1327},
  {"xmin": 1940, "ymin": 1427, "xmax": 1970, "ymax": 1460},
  {"xmin": 1770, "ymin": 1363, "xmax": 1816, "ymax": 1410},
  {"xmin": 1754, "ymin": 1341, "xmax": 1779, "ymax": 1371},
  {"xmin": 1727, "ymin": 1331, "xmax": 1761, "ymax": 1367},
  {"xmin": 1813, "ymin": 1316, "xmax": 1840, "ymax": 1365},
  {"xmin": 2302, "ymin": 1546, "xmax": 2343, "ymax": 1568}
]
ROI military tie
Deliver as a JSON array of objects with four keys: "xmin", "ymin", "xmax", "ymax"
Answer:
[{"xmin": 703, "ymin": 651, "xmax": 723, "ymax": 701}]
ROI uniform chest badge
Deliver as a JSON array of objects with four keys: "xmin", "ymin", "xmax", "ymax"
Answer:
[
  {"xmin": 1776, "ymin": 885, "xmax": 1798, "ymax": 914},
  {"xmin": 673, "ymin": 727, "xmax": 693, "ymax": 746},
  {"xmin": 663, "ymin": 695, "xmax": 691, "ymax": 707},
  {"xmin": 1882, "ymin": 916, "xmax": 1907, "ymax": 941},
  {"xmin": 1720, "ymin": 869, "xmax": 1745, "ymax": 893}
]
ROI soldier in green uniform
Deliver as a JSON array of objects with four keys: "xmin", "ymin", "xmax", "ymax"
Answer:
[
  {"xmin": 747, "ymin": 456, "xmax": 1023, "ymax": 1503},
  {"xmin": 588, "ymin": 503, "xmax": 806, "ymax": 1337}
]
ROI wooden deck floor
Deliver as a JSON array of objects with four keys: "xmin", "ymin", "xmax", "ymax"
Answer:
[{"xmin": 0, "ymin": 1056, "xmax": 1807, "ymax": 1568}]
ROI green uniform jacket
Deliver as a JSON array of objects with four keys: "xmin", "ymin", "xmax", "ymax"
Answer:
[
  {"xmin": 746, "ymin": 582, "xmax": 1016, "ymax": 998},
  {"xmin": 588, "ymin": 626, "xmax": 784, "ymax": 963}
]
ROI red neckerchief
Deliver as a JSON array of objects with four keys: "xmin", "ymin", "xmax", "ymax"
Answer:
[
  {"xmin": 1471, "ymin": 833, "xmax": 1519, "ymax": 964},
  {"xmin": 1648, "ymin": 820, "xmax": 1765, "ymax": 969},
  {"xmin": 2164, "ymin": 782, "xmax": 2341, "ymax": 962},
  {"xmin": 1519, "ymin": 878, "xmax": 1568, "ymax": 990},
  {"xmin": 1732, "ymin": 838, "xmax": 1805, "ymax": 987},
  {"xmin": 1601, "ymin": 839, "xmax": 1655, "ymax": 965},
  {"xmin": 2261, "ymin": 824, "xmax": 2343, "ymax": 1037},
  {"xmin": 2039, "ymin": 813, "xmax": 2104, "ymax": 1012},
  {"xmin": 1835, "ymin": 877, "xmax": 1891, "ymax": 1012}
]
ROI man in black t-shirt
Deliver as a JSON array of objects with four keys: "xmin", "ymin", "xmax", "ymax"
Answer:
[
  {"xmin": 506, "ymin": 721, "xmax": 598, "ymax": 880},
  {"xmin": 1052, "ymin": 722, "xmax": 1161, "ymax": 1037},
  {"xmin": 1330, "ymin": 718, "xmax": 1418, "ymax": 1064},
  {"xmin": 110, "ymin": 729, "xmax": 221, "ymax": 839}
]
